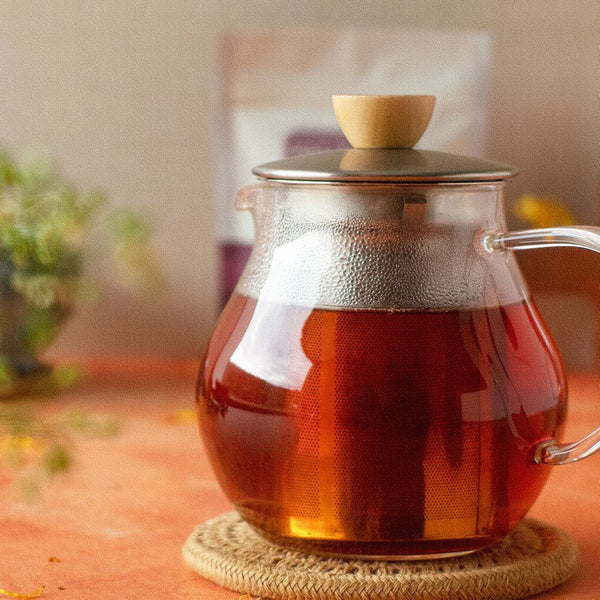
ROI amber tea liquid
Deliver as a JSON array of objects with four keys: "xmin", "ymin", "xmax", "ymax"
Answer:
[{"xmin": 197, "ymin": 294, "xmax": 566, "ymax": 558}]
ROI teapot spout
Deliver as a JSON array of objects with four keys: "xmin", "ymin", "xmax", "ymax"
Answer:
[{"xmin": 235, "ymin": 183, "xmax": 267, "ymax": 212}]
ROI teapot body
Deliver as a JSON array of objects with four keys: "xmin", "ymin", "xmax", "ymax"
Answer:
[{"xmin": 197, "ymin": 181, "xmax": 567, "ymax": 558}]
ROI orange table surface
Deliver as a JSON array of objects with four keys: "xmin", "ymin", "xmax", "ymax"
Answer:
[{"xmin": 0, "ymin": 358, "xmax": 598, "ymax": 599}]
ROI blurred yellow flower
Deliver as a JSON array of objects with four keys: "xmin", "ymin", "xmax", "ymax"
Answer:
[
  {"xmin": 513, "ymin": 194, "xmax": 576, "ymax": 228},
  {"xmin": 164, "ymin": 408, "xmax": 197, "ymax": 425},
  {"xmin": 0, "ymin": 434, "xmax": 44, "ymax": 470},
  {"xmin": 1, "ymin": 434, "xmax": 41, "ymax": 454}
]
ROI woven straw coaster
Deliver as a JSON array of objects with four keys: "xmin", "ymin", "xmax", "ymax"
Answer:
[{"xmin": 182, "ymin": 511, "xmax": 578, "ymax": 600}]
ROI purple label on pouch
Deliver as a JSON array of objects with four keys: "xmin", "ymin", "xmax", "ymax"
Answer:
[
  {"xmin": 285, "ymin": 129, "xmax": 350, "ymax": 157},
  {"xmin": 220, "ymin": 243, "xmax": 253, "ymax": 307}
]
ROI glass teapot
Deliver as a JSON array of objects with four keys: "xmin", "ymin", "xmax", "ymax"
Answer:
[{"xmin": 197, "ymin": 95, "xmax": 600, "ymax": 559}]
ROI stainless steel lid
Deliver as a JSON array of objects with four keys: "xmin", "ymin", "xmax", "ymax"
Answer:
[
  {"xmin": 252, "ymin": 95, "xmax": 518, "ymax": 183},
  {"xmin": 252, "ymin": 148, "xmax": 518, "ymax": 183}
]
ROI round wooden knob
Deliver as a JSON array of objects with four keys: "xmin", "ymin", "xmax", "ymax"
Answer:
[{"xmin": 332, "ymin": 95, "xmax": 436, "ymax": 149}]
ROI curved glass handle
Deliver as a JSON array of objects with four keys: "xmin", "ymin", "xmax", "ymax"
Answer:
[
  {"xmin": 485, "ymin": 225, "xmax": 600, "ymax": 465},
  {"xmin": 485, "ymin": 225, "xmax": 600, "ymax": 254}
]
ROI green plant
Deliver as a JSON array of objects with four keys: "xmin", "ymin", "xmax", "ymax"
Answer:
[
  {"xmin": 0, "ymin": 403, "xmax": 121, "ymax": 501},
  {"xmin": 0, "ymin": 148, "xmax": 162, "ymax": 391}
]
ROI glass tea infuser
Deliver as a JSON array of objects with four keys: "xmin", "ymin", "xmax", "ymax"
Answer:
[{"xmin": 196, "ymin": 95, "xmax": 600, "ymax": 559}]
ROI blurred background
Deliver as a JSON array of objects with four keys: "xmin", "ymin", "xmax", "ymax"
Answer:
[{"xmin": 0, "ymin": 1, "xmax": 597, "ymax": 365}]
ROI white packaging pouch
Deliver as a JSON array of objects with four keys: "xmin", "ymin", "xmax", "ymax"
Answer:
[{"xmin": 214, "ymin": 28, "xmax": 491, "ymax": 304}]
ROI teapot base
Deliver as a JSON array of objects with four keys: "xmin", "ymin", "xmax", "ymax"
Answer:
[
  {"xmin": 235, "ymin": 503, "xmax": 504, "ymax": 560},
  {"xmin": 249, "ymin": 527, "xmax": 498, "ymax": 561}
]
